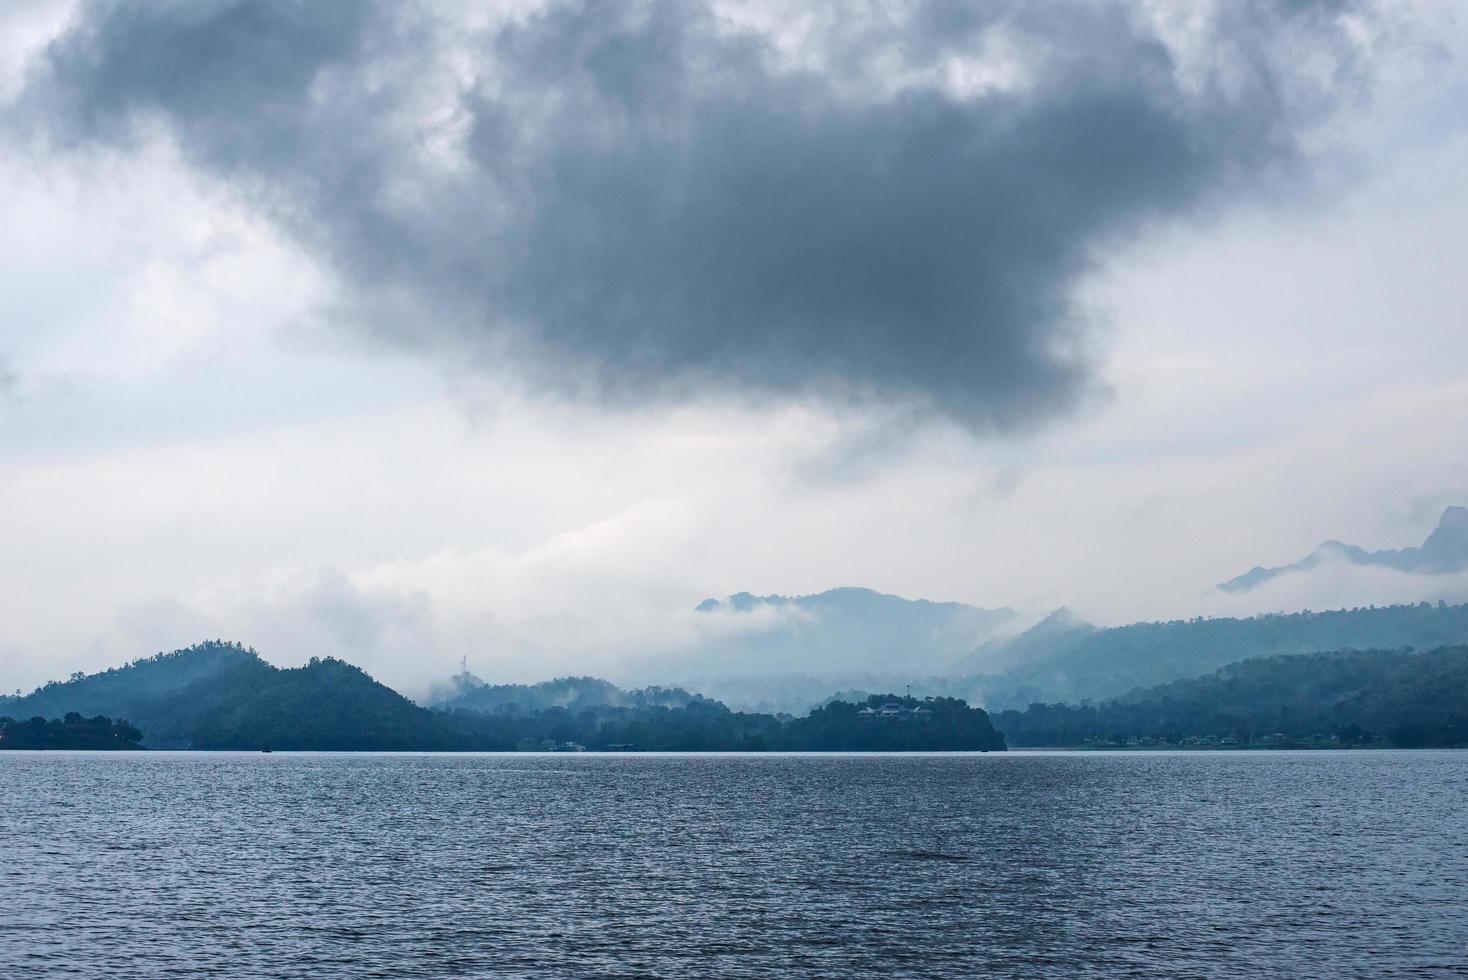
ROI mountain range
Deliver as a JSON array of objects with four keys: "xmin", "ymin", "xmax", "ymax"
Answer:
[
  {"xmin": 689, "ymin": 587, "xmax": 1019, "ymax": 673},
  {"xmin": 627, "ymin": 586, "xmax": 1016, "ymax": 712},
  {"xmin": 8, "ymin": 635, "xmax": 1464, "ymax": 751},
  {"xmin": 639, "ymin": 509, "xmax": 1468, "ymax": 712},
  {"xmin": 1218, "ymin": 506, "xmax": 1468, "ymax": 593},
  {"xmin": 993, "ymin": 645, "xmax": 1468, "ymax": 748},
  {"xmin": 655, "ymin": 593, "xmax": 1468, "ymax": 713},
  {"xmin": 1, "ymin": 643, "xmax": 1006, "ymax": 752},
  {"xmin": 961, "ymin": 600, "xmax": 1468, "ymax": 710},
  {"xmin": 10, "ymin": 516, "xmax": 1468, "ymax": 737},
  {"xmin": 953, "ymin": 607, "xmax": 1097, "ymax": 676}
]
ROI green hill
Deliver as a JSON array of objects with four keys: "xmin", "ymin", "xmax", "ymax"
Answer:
[
  {"xmin": 992, "ymin": 645, "xmax": 1468, "ymax": 748},
  {"xmin": 5, "ymin": 641, "xmax": 1005, "ymax": 752},
  {"xmin": 5, "ymin": 641, "xmax": 471, "ymax": 750},
  {"xmin": 967, "ymin": 601, "xmax": 1468, "ymax": 708}
]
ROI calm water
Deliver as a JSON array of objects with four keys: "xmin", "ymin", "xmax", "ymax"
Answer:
[{"xmin": 2, "ymin": 751, "xmax": 1466, "ymax": 978}]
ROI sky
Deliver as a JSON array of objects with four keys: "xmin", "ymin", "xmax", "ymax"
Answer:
[{"xmin": 2, "ymin": 0, "xmax": 1467, "ymax": 695}]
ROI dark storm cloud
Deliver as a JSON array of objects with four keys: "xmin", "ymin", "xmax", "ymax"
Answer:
[{"xmin": 24, "ymin": 0, "xmax": 1369, "ymax": 428}]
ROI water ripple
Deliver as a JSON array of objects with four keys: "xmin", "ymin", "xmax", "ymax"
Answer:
[{"xmin": 1, "ymin": 751, "xmax": 1466, "ymax": 977}]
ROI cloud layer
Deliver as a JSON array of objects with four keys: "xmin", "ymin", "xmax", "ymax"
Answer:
[{"xmin": 23, "ymin": 0, "xmax": 1372, "ymax": 427}]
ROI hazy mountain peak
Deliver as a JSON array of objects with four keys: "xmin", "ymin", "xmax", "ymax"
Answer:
[
  {"xmin": 1218, "ymin": 507, "xmax": 1468, "ymax": 593},
  {"xmin": 1423, "ymin": 506, "xmax": 1468, "ymax": 562},
  {"xmin": 953, "ymin": 606, "xmax": 1097, "ymax": 675},
  {"xmin": 1031, "ymin": 607, "xmax": 1095, "ymax": 633},
  {"xmin": 653, "ymin": 587, "xmax": 1021, "ymax": 689},
  {"xmin": 695, "ymin": 586, "xmax": 1008, "ymax": 615}
]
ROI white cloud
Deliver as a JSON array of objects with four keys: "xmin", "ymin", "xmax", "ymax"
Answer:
[
  {"xmin": 1202, "ymin": 562, "xmax": 1468, "ymax": 621},
  {"xmin": 2, "ymin": 0, "xmax": 1467, "ymax": 696}
]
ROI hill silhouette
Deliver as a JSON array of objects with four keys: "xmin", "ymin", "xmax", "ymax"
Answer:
[
  {"xmin": 964, "ymin": 601, "xmax": 1468, "ymax": 709},
  {"xmin": 1219, "ymin": 506, "xmax": 1468, "ymax": 593},
  {"xmin": 4, "ymin": 641, "xmax": 470, "ymax": 750},
  {"xmin": 5, "ymin": 641, "xmax": 1005, "ymax": 752},
  {"xmin": 993, "ymin": 645, "xmax": 1468, "ymax": 748}
]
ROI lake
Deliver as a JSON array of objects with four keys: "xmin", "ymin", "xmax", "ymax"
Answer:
[{"xmin": 2, "ymin": 751, "xmax": 1465, "ymax": 977}]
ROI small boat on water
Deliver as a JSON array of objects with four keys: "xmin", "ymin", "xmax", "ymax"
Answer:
[{"xmin": 261, "ymin": 748, "xmax": 273, "ymax": 754}]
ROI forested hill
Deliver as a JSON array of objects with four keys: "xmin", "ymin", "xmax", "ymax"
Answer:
[
  {"xmin": 445, "ymin": 693, "xmax": 1006, "ymax": 752},
  {"xmin": 5, "ymin": 642, "xmax": 1005, "ymax": 752},
  {"xmin": 0, "ymin": 714, "xmax": 143, "ymax": 750},
  {"xmin": 992, "ymin": 645, "xmax": 1468, "ymax": 748},
  {"xmin": 968, "ymin": 601, "xmax": 1468, "ymax": 709},
  {"xmin": 5, "ymin": 641, "xmax": 258, "ymax": 726},
  {"xmin": 4, "ymin": 642, "xmax": 471, "ymax": 750}
]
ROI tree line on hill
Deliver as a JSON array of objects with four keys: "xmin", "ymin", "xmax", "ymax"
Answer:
[
  {"xmin": 0, "ymin": 713, "xmax": 142, "ymax": 750},
  {"xmin": 1, "ymin": 642, "xmax": 1004, "ymax": 751},
  {"xmin": 431, "ymin": 672, "xmax": 712, "ymax": 714},
  {"xmin": 10, "ymin": 635, "xmax": 1467, "ymax": 752},
  {"xmin": 964, "ymin": 600, "xmax": 1468, "ymax": 709},
  {"xmin": 445, "ymin": 693, "xmax": 1005, "ymax": 751},
  {"xmin": 992, "ymin": 645, "xmax": 1468, "ymax": 748},
  {"xmin": 3, "ymin": 642, "xmax": 471, "ymax": 751}
]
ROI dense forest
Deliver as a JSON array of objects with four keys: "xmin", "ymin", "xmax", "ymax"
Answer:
[
  {"xmin": 0, "ymin": 713, "xmax": 143, "ymax": 750},
  {"xmin": 4, "ymin": 642, "xmax": 474, "ymax": 750},
  {"xmin": 992, "ymin": 645, "xmax": 1468, "ymax": 748},
  {"xmin": 3, "ymin": 643, "xmax": 1004, "ymax": 751},
  {"xmin": 446, "ymin": 693, "xmax": 1006, "ymax": 752},
  {"xmin": 966, "ymin": 600, "xmax": 1468, "ymax": 708}
]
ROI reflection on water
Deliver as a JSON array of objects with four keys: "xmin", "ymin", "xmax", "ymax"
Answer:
[{"xmin": 2, "ymin": 751, "xmax": 1465, "ymax": 977}]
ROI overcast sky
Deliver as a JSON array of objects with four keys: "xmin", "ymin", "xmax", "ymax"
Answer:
[{"xmin": 3, "ymin": 0, "xmax": 1467, "ymax": 694}]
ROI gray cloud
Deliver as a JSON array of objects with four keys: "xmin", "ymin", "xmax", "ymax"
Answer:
[
  {"xmin": 23, "ymin": 0, "xmax": 1371, "ymax": 428},
  {"xmin": 0, "ymin": 357, "xmax": 17, "ymax": 402}
]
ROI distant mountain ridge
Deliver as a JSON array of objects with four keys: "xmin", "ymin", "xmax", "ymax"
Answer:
[
  {"xmin": 954, "ymin": 607, "xmax": 1096, "ymax": 675},
  {"xmin": 962, "ymin": 600, "xmax": 1468, "ymax": 710},
  {"xmin": 7, "ymin": 642, "xmax": 1007, "ymax": 753},
  {"xmin": 649, "ymin": 587, "xmax": 1468, "ymax": 714},
  {"xmin": 992, "ymin": 645, "xmax": 1468, "ymax": 748},
  {"xmin": 1219, "ymin": 506, "xmax": 1468, "ymax": 593},
  {"xmin": 679, "ymin": 586, "xmax": 1017, "ymax": 677}
]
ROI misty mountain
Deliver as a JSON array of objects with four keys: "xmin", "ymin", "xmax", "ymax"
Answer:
[
  {"xmin": 1218, "ymin": 506, "xmax": 1468, "ymax": 593},
  {"xmin": 673, "ymin": 672, "xmax": 957, "ymax": 718},
  {"xmin": 9, "ymin": 641, "xmax": 1006, "ymax": 753},
  {"xmin": 6, "ymin": 641, "xmax": 470, "ymax": 750},
  {"xmin": 954, "ymin": 607, "xmax": 1097, "ymax": 675},
  {"xmin": 612, "ymin": 587, "xmax": 1017, "ymax": 714},
  {"xmin": 966, "ymin": 601, "xmax": 1468, "ymax": 710},
  {"xmin": 429, "ymin": 665, "xmax": 940, "ymax": 720},
  {"xmin": 430, "ymin": 673, "xmax": 709, "ymax": 714},
  {"xmin": 669, "ymin": 586, "xmax": 1017, "ymax": 678},
  {"xmin": 993, "ymin": 645, "xmax": 1468, "ymax": 748}
]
